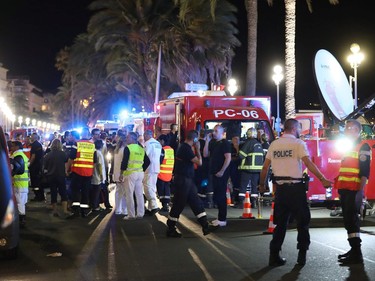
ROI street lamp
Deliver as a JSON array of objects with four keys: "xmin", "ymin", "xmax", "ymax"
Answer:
[
  {"xmin": 227, "ymin": 78, "xmax": 238, "ymax": 96},
  {"xmin": 272, "ymin": 65, "xmax": 283, "ymax": 137},
  {"xmin": 348, "ymin": 43, "xmax": 364, "ymax": 109}
]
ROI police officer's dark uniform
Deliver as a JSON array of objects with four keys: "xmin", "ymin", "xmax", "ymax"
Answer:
[
  {"xmin": 259, "ymin": 119, "xmax": 331, "ymax": 266},
  {"xmin": 335, "ymin": 120, "xmax": 371, "ymax": 265},
  {"xmin": 166, "ymin": 130, "xmax": 210, "ymax": 237}
]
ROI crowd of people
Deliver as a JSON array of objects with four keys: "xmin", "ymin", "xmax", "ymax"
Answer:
[{"xmin": 5, "ymin": 117, "xmax": 369, "ymax": 266}]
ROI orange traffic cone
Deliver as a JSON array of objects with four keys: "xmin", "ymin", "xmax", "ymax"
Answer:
[
  {"xmin": 263, "ymin": 201, "xmax": 276, "ymax": 234},
  {"xmin": 226, "ymin": 187, "xmax": 232, "ymax": 206},
  {"xmin": 239, "ymin": 192, "xmax": 255, "ymax": 219}
]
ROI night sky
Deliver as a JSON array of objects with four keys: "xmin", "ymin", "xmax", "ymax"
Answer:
[{"xmin": 1, "ymin": 0, "xmax": 375, "ymax": 116}]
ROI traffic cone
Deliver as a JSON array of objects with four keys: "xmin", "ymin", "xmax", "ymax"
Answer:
[
  {"xmin": 226, "ymin": 187, "xmax": 232, "ymax": 206},
  {"xmin": 239, "ymin": 192, "xmax": 255, "ymax": 219},
  {"xmin": 263, "ymin": 201, "xmax": 276, "ymax": 234}
]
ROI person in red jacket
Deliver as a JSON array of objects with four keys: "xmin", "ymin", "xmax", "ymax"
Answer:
[{"xmin": 334, "ymin": 119, "xmax": 371, "ymax": 265}]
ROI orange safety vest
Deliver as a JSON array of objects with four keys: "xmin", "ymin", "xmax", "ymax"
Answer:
[
  {"xmin": 335, "ymin": 143, "xmax": 364, "ymax": 191},
  {"xmin": 158, "ymin": 146, "xmax": 174, "ymax": 182},
  {"xmin": 23, "ymin": 145, "xmax": 32, "ymax": 159},
  {"xmin": 71, "ymin": 140, "xmax": 95, "ymax": 177}
]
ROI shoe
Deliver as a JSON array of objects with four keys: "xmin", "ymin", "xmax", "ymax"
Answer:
[
  {"xmin": 211, "ymin": 219, "xmax": 227, "ymax": 227},
  {"xmin": 338, "ymin": 253, "xmax": 363, "ymax": 265},
  {"xmin": 202, "ymin": 225, "xmax": 211, "ymax": 236},
  {"xmin": 81, "ymin": 210, "xmax": 92, "ymax": 217},
  {"xmin": 231, "ymin": 202, "xmax": 243, "ymax": 209},
  {"xmin": 161, "ymin": 205, "xmax": 169, "ymax": 212},
  {"xmin": 166, "ymin": 228, "xmax": 182, "ymax": 238},
  {"xmin": 123, "ymin": 216, "xmax": 135, "ymax": 220},
  {"xmin": 269, "ymin": 253, "xmax": 286, "ymax": 266},
  {"xmin": 105, "ymin": 205, "xmax": 113, "ymax": 210},
  {"xmin": 338, "ymin": 249, "xmax": 352, "ymax": 260},
  {"xmin": 297, "ymin": 250, "xmax": 306, "ymax": 266},
  {"xmin": 148, "ymin": 208, "xmax": 160, "ymax": 216}
]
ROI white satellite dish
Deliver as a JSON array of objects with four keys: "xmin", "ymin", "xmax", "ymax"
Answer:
[{"xmin": 314, "ymin": 49, "xmax": 353, "ymax": 121}]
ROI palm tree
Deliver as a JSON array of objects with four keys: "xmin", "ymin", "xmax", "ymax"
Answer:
[{"xmin": 245, "ymin": 1, "xmax": 339, "ymax": 116}]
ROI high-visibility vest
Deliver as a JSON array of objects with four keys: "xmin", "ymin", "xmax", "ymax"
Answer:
[
  {"xmin": 12, "ymin": 150, "xmax": 29, "ymax": 190},
  {"xmin": 123, "ymin": 144, "xmax": 145, "ymax": 176},
  {"xmin": 71, "ymin": 140, "xmax": 95, "ymax": 177},
  {"xmin": 238, "ymin": 139, "xmax": 264, "ymax": 172},
  {"xmin": 335, "ymin": 142, "xmax": 369, "ymax": 191},
  {"xmin": 158, "ymin": 146, "xmax": 174, "ymax": 182}
]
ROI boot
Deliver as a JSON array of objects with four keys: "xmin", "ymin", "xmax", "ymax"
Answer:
[
  {"xmin": 198, "ymin": 216, "xmax": 211, "ymax": 236},
  {"xmin": 269, "ymin": 251, "xmax": 286, "ymax": 266},
  {"xmin": 166, "ymin": 218, "xmax": 181, "ymax": 237},
  {"xmin": 338, "ymin": 249, "xmax": 352, "ymax": 260},
  {"xmin": 297, "ymin": 249, "xmax": 307, "ymax": 266},
  {"xmin": 339, "ymin": 247, "xmax": 363, "ymax": 265},
  {"xmin": 339, "ymin": 237, "xmax": 363, "ymax": 265}
]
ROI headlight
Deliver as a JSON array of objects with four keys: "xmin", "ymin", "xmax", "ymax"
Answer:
[
  {"xmin": 335, "ymin": 137, "xmax": 354, "ymax": 153},
  {"xmin": 1, "ymin": 199, "xmax": 15, "ymax": 229}
]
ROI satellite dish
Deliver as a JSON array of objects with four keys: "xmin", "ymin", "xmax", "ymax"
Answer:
[{"xmin": 313, "ymin": 49, "xmax": 353, "ymax": 121}]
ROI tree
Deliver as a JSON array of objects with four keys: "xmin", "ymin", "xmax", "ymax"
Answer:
[{"xmin": 55, "ymin": 0, "xmax": 240, "ymax": 128}]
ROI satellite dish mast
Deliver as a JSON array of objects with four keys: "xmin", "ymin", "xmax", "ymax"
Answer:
[{"xmin": 313, "ymin": 49, "xmax": 354, "ymax": 122}]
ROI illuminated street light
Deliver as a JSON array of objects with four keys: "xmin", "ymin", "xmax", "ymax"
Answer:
[
  {"xmin": 347, "ymin": 43, "xmax": 364, "ymax": 109},
  {"xmin": 25, "ymin": 117, "xmax": 30, "ymax": 127},
  {"xmin": 227, "ymin": 78, "xmax": 238, "ymax": 96},
  {"xmin": 18, "ymin": 116, "xmax": 23, "ymax": 127},
  {"xmin": 272, "ymin": 65, "xmax": 284, "ymax": 137}
]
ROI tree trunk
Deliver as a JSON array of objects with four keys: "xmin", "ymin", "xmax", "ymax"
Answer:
[
  {"xmin": 284, "ymin": 0, "xmax": 296, "ymax": 119},
  {"xmin": 245, "ymin": 0, "xmax": 258, "ymax": 96}
]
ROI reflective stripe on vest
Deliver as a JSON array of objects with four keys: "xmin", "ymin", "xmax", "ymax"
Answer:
[
  {"xmin": 71, "ymin": 140, "xmax": 95, "ymax": 177},
  {"xmin": 123, "ymin": 144, "xmax": 145, "ymax": 176},
  {"xmin": 335, "ymin": 143, "xmax": 364, "ymax": 191},
  {"xmin": 238, "ymin": 151, "xmax": 264, "ymax": 172},
  {"xmin": 158, "ymin": 146, "xmax": 174, "ymax": 182},
  {"xmin": 12, "ymin": 150, "xmax": 29, "ymax": 189}
]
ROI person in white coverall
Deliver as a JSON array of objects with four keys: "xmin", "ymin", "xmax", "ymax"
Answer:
[{"xmin": 143, "ymin": 129, "xmax": 162, "ymax": 215}]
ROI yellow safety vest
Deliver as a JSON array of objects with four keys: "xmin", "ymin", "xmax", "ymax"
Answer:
[
  {"xmin": 123, "ymin": 144, "xmax": 145, "ymax": 176},
  {"xmin": 12, "ymin": 150, "xmax": 29, "ymax": 190}
]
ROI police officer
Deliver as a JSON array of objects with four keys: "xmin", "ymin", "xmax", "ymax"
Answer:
[
  {"xmin": 259, "ymin": 119, "xmax": 332, "ymax": 266},
  {"xmin": 335, "ymin": 119, "xmax": 371, "ymax": 265},
  {"xmin": 235, "ymin": 128, "xmax": 264, "ymax": 208}
]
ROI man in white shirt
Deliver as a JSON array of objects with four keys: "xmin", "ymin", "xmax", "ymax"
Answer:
[{"xmin": 143, "ymin": 129, "xmax": 162, "ymax": 215}]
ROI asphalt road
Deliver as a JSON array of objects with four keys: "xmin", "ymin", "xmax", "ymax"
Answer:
[{"xmin": 1, "ymin": 190, "xmax": 375, "ymax": 281}]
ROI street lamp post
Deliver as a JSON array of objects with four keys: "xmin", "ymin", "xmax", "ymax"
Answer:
[
  {"xmin": 348, "ymin": 43, "xmax": 364, "ymax": 109},
  {"xmin": 227, "ymin": 78, "xmax": 238, "ymax": 96},
  {"xmin": 272, "ymin": 65, "xmax": 283, "ymax": 137}
]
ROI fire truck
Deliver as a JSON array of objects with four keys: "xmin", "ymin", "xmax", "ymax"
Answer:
[
  {"xmin": 147, "ymin": 91, "xmax": 275, "ymax": 145},
  {"xmin": 296, "ymin": 49, "xmax": 375, "ymax": 210}
]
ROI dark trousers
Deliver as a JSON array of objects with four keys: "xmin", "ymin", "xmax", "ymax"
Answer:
[
  {"xmin": 70, "ymin": 173, "xmax": 91, "ymax": 212},
  {"xmin": 339, "ymin": 189, "xmax": 361, "ymax": 235},
  {"xmin": 47, "ymin": 175, "xmax": 67, "ymax": 203},
  {"xmin": 238, "ymin": 172, "xmax": 259, "ymax": 200},
  {"xmin": 270, "ymin": 184, "xmax": 311, "ymax": 252},
  {"xmin": 90, "ymin": 184, "xmax": 102, "ymax": 209},
  {"xmin": 157, "ymin": 178, "xmax": 171, "ymax": 206},
  {"xmin": 212, "ymin": 172, "xmax": 230, "ymax": 221},
  {"xmin": 30, "ymin": 166, "xmax": 44, "ymax": 200},
  {"xmin": 168, "ymin": 176, "xmax": 206, "ymax": 228}
]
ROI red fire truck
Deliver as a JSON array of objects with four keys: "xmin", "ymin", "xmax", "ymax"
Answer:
[{"xmin": 147, "ymin": 91, "xmax": 274, "ymax": 145}]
